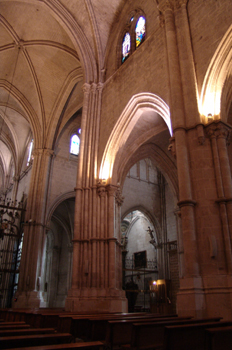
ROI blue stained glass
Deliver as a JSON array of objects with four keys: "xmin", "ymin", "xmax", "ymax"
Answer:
[
  {"xmin": 135, "ymin": 17, "xmax": 146, "ymax": 48},
  {"xmin": 70, "ymin": 134, "xmax": 80, "ymax": 155},
  {"xmin": 122, "ymin": 32, "xmax": 131, "ymax": 63}
]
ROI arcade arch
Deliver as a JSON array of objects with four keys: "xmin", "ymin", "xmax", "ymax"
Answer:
[{"xmin": 41, "ymin": 197, "xmax": 75, "ymax": 308}]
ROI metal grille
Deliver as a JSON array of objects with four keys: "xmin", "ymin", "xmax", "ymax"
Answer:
[
  {"xmin": 123, "ymin": 256, "xmax": 158, "ymax": 312},
  {"xmin": 124, "ymin": 257, "xmax": 158, "ymax": 271},
  {"xmin": 0, "ymin": 197, "xmax": 24, "ymax": 308}
]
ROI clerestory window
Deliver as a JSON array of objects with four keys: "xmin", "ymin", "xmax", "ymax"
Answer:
[
  {"xmin": 121, "ymin": 13, "xmax": 146, "ymax": 64},
  {"xmin": 70, "ymin": 129, "xmax": 81, "ymax": 156},
  {"xmin": 27, "ymin": 139, "xmax": 33, "ymax": 166}
]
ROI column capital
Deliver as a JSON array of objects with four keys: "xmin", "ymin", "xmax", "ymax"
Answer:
[
  {"xmin": 205, "ymin": 120, "xmax": 231, "ymax": 144},
  {"xmin": 82, "ymin": 83, "xmax": 91, "ymax": 95},
  {"xmin": 97, "ymin": 182, "xmax": 106, "ymax": 198},
  {"xmin": 157, "ymin": 0, "xmax": 187, "ymax": 13},
  {"xmin": 106, "ymin": 184, "xmax": 118, "ymax": 197},
  {"xmin": 115, "ymin": 186, "xmax": 124, "ymax": 206},
  {"xmin": 33, "ymin": 148, "xmax": 54, "ymax": 157}
]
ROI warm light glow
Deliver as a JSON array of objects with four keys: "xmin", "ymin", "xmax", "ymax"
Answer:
[
  {"xmin": 99, "ymin": 160, "xmax": 112, "ymax": 182},
  {"xmin": 199, "ymin": 25, "xmax": 232, "ymax": 123},
  {"xmin": 200, "ymin": 90, "xmax": 221, "ymax": 122}
]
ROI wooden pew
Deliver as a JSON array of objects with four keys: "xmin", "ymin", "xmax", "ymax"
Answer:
[
  {"xmin": 0, "ymin": 321, "xmax": 26, "ymax": 326},
  {"xmin": 6, "ymin": 341, "xmax": 104, "ymax": 350},
  {"xmin": 163, "ymin": 321, "xmax": 232, "ymax": 350},
  {"xmin": 0, "ymin": 332, "xmax": 73, "ymax": 349},
  {"xmin": 0, "ymin": 324, "xmax": 30, "ymax": 331},
  {"xmin": 71, "ymin": 313, "xmax": 176, "ymax": 341},
  {"xmin": 104, "ymin": 316, "xmax": 193, "ymax": 349},
  {"xmin": 0, "ymin": 327, "xmax": 55, "ymax": 337},
  {"xmin": 122, "ymin": 317, "xmax": 223, "ymax": 350},
  {"xmin": 205, "ymin": 326, "xmax": 232, "ymax": 350},
  {"xmin": 57, "ymin": 313, "xmax": 125, "ymax": 334}
]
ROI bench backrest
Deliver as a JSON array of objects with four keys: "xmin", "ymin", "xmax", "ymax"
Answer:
[
  {"xmin": 163, "ymin": 321, "xmax": 232, "ymax": 350},
  {"xmin": 130, "ymin": 318, "xmax": 222, "ymax": 350}
]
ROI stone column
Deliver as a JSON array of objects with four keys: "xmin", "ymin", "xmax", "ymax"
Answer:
[
  {"xmin": 158, "ymin": 0, "xmax": 203, "ymax": 317},
  {"xmin": 13, "ymin": 148, "xmax": 54, "ymax": 308},
  {"xmin": 206, "ymin": 122, "xmax": 232, "ymax": 272},
  {"xmin": 66, "ymin": 83, "xmax": 127, "ymax": 313}
]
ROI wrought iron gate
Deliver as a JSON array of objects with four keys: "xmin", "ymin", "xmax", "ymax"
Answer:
[
  {"xmin": 0, "ymin": 196, "xmax": 24, "ymax": 308},
  {"xmin": 122, "ymin": 255, "xmax": 158, "ymax": 312}
]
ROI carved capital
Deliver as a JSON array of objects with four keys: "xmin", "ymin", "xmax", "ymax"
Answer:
[
  {"xmin": 115, "ymin": 186, "xmax": 124, "ymax": 206},
  {"xmin": 206, "ymin": 121, "xmax": 231, "ymax": 145},
  {"xmin": 44, "ymin": 148, "xmax": 54, "ymax": 157},
  {"xmin": 97, "ymin": 182, "xmax": 106, "ymax": 198},
  {"xmin": 82, "ymin": 83, "xmax": 91, "ymax": 95},
  {"xmin": 106, "ymin": 184, "xmax": 118, "ymax": 198},
  {"xmin": 91, "ymin": 83, "xmax": 97, "ymax": 94},
  {"xmin": 168, "ymin": 136, "xmax": 176, "ymax": 158},
  {"xmin": 97, "ymin": 82, "xmax": 104, "ymax": 92},
  {"xmin": 157, "ymin": 0, "xmax": 187, "ymax": 14},
  {"xmin": 157, "ymin": 0, "xmax": 174, "ymax": 14}
]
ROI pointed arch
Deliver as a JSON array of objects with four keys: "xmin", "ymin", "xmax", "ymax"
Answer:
[
  {"xmin": 99, "ymin": 92, "xmax": 172, "ymax": 183},
  {"xmin": 46, "ymin": 191, "xmax": 75, "ymax": 225},
  {"xmin": 200, "ymin": 25, "xmax": 232, "ymax": 122},
  {"xmin": 122, "ymin": 205, "xmax": 162, "ymax": 243}
]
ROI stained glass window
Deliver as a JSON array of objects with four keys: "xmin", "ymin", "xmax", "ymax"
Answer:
[
  {"xmin": 27, "ymin": 139, "xmax": 33, "ymax": 166},
  {"xmin": 135, "ymin": 17, "xmax": 146, "ymax": 48},
  {"xmin": 70, "ymin": 134, "xmax": 80, "ymax": 155},
  {"xmin": 122, "ymin": 32, "xmax": 131, "ymax": 63}
]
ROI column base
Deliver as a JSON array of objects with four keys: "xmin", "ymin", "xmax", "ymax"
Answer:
[
  {"xmin": 12, "ymin": 291, "xmax": 41, "ymax": 309},
  {"xmin": 65, "ymin": 288, "xmax": 128, "ymax": 313},
  {"xmin": 177, "ymin": 275, "xmax": 232, "ymax": 320}
]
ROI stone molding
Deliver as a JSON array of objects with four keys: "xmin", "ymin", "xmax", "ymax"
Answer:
[{"xmin": 177, "ymin": 199, "xmax": 197, "ymax": 208}]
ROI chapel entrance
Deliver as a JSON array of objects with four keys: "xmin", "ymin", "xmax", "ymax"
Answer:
[
  {"xmin": 42, "ymin": 197, "xmax": 75, "ymax": 308},
  {"xmin": 120, "ymin": 159, "xmax": 179, "ymax": 313}
]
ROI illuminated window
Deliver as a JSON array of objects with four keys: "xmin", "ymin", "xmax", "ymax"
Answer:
[
  {"xmin": 70, "ymin": 134, "xmax": 80, "ymax": 155},
  {"xmin": 122, "ymin": 33, "xmax": 131, "ymax": 63},
  {"xmin": 27, "ymin": 139, "xmax": 33, "ymax": 166},
  {"xmin": 135, "ymin": 17, "xmax": 146, "ymax": 48},
  {"xmin": 121, "ymin": 12, "xmax": 146, "ymax": 65}
]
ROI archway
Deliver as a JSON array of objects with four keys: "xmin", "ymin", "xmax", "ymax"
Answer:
[
  {"xmin": 120, "ymin": 158, "xmax": 179, "ymax": 313},
  {"xmin": 99, "ymin": 92, "xmax": 180, "ymax": 313},
  {"xmin": 41, "ymin": 197, "xmax": 75, "ymax": 308}
]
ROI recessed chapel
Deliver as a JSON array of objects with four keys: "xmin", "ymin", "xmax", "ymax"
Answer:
[{"xmin": 0, "ymin": 0, "xmax": 232, "ymax": 320}]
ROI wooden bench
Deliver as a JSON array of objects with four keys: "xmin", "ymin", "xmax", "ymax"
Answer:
[
  {"xmin": 0, "ymin": 332, "xmax": 73, "ymax": 349},
  {"xmin": 5, "ymin": 341, "xmax": 104, "ymax": 350},
  {"xmin": 104, "ymin": 316, "xmax": 192, "ymax": 349},
  {"xmin": 0, "ymin": 324, "xmax": 30, "ymax": 331},
  {"xmin": 72, "ymin": 313, "xmax": 176, "ymax": 341},
  {"xmin": 57, "ymin": 312, "xmax": 149, "ymax": 332},
  {"xmin": 0, "ymin": 327, "xmax": 55, "ymax": 337},
  {"xmin": 69, "ymin": 314, "xmax": 149, "ymax": 340},
  {"xmin": 122, "ymin": 317, "xmax": 223, "ymax": 350},
  {"xmin": 204, "ymin": 325, "xmax": 232, "ymax": 350},
  {"xmin": 0, "ymin": 321, "xmax": 26, "ymax": 326},
  {"xmin": 163, "ymin": 320, "xmax": 232, "ymax": 350}
]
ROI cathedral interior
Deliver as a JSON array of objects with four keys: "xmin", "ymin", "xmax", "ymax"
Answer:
[{"xmin": 0, "ymin": 0, "xmax": 232, "ymax": 321}]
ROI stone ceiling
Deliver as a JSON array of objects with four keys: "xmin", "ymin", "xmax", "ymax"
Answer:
[{"xmin": 0, "ymin": 0, "xmax": 123, "ymax": 183}]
